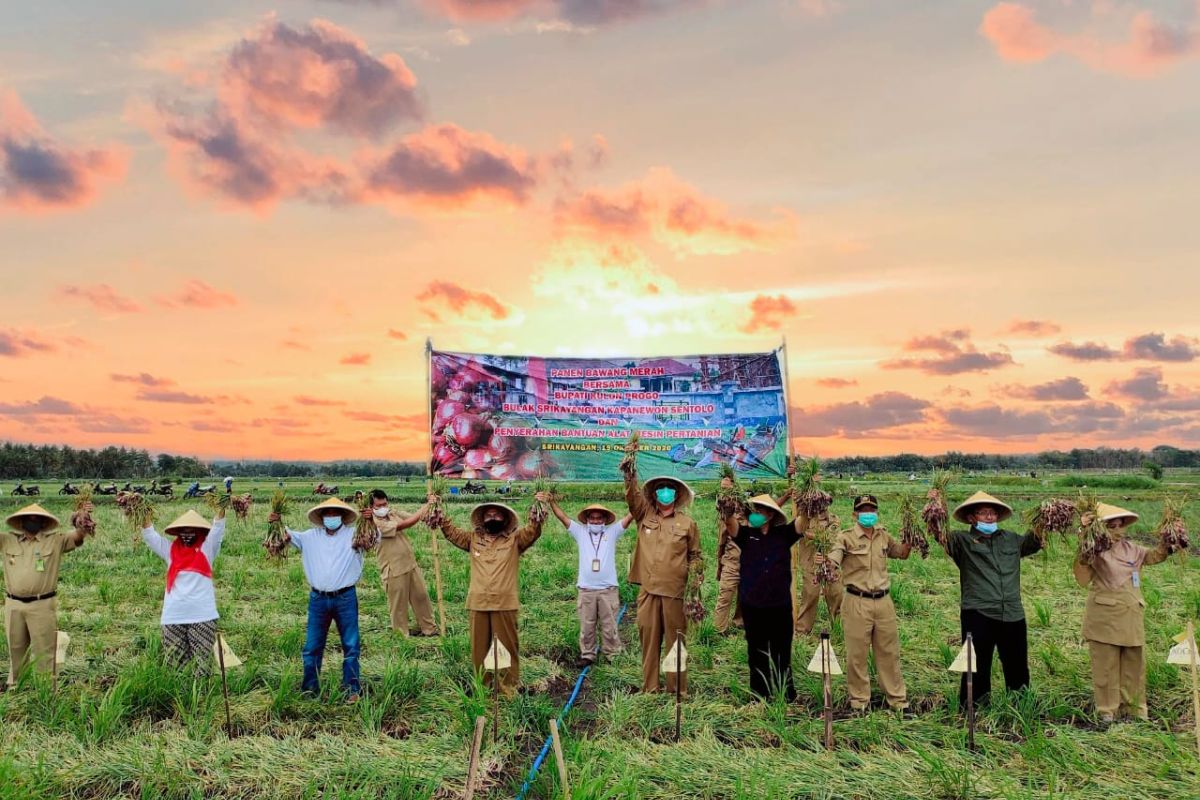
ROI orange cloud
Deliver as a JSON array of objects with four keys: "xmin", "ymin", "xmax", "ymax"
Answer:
[
  {"xmin": 111, "ymin": 373, "xmax": 175, "ymax": 387},
  {"xmin": 816, "ymin": 378, "xmax": 857, "ymax": 389},
  {"xmin": 155, "ymin": 279, "xmax": 238, "ymax": 310},
  {"xmin": 387, "ymin": 329, "xmax": 408, "ymax": 340},
  {"xmin": 0, "ymin": 328, "xmax": 57, "ymax": 358},
  {"xmin": 295, "ymin": 395, "xmax": 346, "ymax": 406},
  {"xmin": 0, "ymin": 89, "xmax": 126, "ymax": 213},
  {"xmin": 340, "ymin": 352, "xmax": 372, "ymax": 365},
  {"xmin": 1004, "ymin": 319, "xmax": 1061, "ymax": 337},
  {"xmin": 58, "ymin": 284, "xmax": 143, "ymax": 314},
  {"xmin": 556, "ymin": 168, "xmax": 795, "ymax": 255},
  {"xmin": 883, "ymin": 329, "xmax": 1015, "ymax": 375},
  {"xmin": 981, "ymin": 3, "xmax": 1200, "ymax": 77},
  {"xmin": 420, "ymin": 0, "xmax": 702, "ymax": 25},
  {"xmin": 417, "ymin": 280, "xmax": 509, "ymax": 322},
  {"xmin": 740, "ymin": 294, "xmax": 798, "ymax": 333}
]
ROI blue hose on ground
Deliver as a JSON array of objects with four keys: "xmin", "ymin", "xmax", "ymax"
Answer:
[{"xmin": 514, "ymin": 601, "xmax": 630, "ymax": 800}]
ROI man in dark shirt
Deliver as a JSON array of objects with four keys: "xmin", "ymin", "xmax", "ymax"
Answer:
[
  {"xmin": 943, "ymin": 491, "xmax": 1042, "ymax": 706},
  {"xmin": 720, "ymin": 490, "xmax": 801, "ymax": 701}
]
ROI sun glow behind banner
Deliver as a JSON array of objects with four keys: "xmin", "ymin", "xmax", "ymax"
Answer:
[{"xmin": 428, "ymin": 345, "xmax": 789, "ymax": 481}]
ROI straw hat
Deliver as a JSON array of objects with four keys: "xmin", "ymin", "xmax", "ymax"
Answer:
[
  {"xmin": 747, "ymin": 494, "xmax": 786, "ymax": 525},
  {"xmin": 470, "ymin": 502, "xmax": 518, "ymax": 532},
  {"xmin": 952, "ymin": 491, "xmax": 1013, "ymax": 524},
  {"xmin": 163, "ymin": 509, "xmax": 212, "ymax": 537},
  {"xmin": 576, "ymin": 504, "xmax": 617, "ymax": 526},
  {"xmin": 306, "ymin": 497, "xmax": 359, "ymax": 527},
  {"xmin": 5, "ymin": 503, "xmax": 59, "ymax": 533},
  {"xmin": 1097, "ymin": 502, "xmax": 1138, "ymax": 527},
  {"xmin": 641, "ymin": 476, "xmax": 694, "ymax": 509}
]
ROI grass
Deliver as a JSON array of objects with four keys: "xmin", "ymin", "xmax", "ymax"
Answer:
[{"xmin": 0, "ymin": 475, "xmax": 1197, "ymax": 798}]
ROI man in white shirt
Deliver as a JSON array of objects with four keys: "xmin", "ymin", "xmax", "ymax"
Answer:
[
  {"xmin": 268, "ymin": 497, "xmax": 363, "ymax": 701},
  {"xmin": 141, "ymin": 506, "xmax": 226, "ymax": 675},
  {"xmin": 547, "ymin": 499, "xmax": 631, "ymax": 668}
]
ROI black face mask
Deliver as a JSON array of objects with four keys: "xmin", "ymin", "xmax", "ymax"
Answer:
[
  {"xmin": 483, "ymin": 519, "xmax": 506, "ymax": 534},
  {"xmin": 20, "ymin": 518, "xmax": 42, "ymax": 535}
]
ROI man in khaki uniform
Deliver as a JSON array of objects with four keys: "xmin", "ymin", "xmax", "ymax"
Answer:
[
  {"xmin": 366, "ymin": 489, "xmax": 438, "ymax": 636},
  {"xmin": 793, "ymin": 513, "xmax": 843, "ymax": 636},
  {"xmin": 2, "ymin": 503, "xmax": 92, "ymax": 686},
  {"xmin": 819, "ymin": 494, "xmax": 911, "ymax": 711},
  {"xmin": 438, "ymin": 495, "xmax": 546, "ymax": 697},
  {"xmin": 623, "ymin": 463, "xmax": 702, "ymax": 695},
  {"xmin": 1073, "ymin": 503, "xmax": 1169, "ymax": 722}
]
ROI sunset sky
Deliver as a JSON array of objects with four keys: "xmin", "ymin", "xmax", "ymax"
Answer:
[{"xmin": 2, "ymin": 0, "xmax": 1199, "ymax": 461}]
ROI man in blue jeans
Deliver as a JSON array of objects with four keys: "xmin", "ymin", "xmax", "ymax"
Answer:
[{"xmin": 269, "ymin": 496, "xmax": 364, "ymax": 702}]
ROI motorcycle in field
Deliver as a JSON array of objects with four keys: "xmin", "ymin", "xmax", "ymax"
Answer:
[
  {"xmin": 185, "ymin": 483, "xmax": 215, "ymax": 498},
  {"xmin": 313, "ymin": 483, "xmax": 339, "ymax": 496},
  {"xmin": 58, "ymin": 483, "xmax": 81, "ymax": 495},
  {"xmin": 93, "ymin": 482, "xmax": 119, "ymax": 495},
  {"xmin": 148, "ymin": 480, "xmax": 174, "ymax": 498},
  {"xmin": 11, "ymin": 483, "xmax": 40, "ymax": 496},
  {"xmin": 462, "ymin": 480, "xmax": 487, "ymax": 495}
]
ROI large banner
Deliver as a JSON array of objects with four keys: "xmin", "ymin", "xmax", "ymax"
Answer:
[{"xmin": 429, "ymin": 347, "xmax": 789, "ymax": 481}]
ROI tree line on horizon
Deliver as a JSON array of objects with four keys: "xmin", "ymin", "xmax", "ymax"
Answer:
[{"xmin": 0, "ymin": 441, "xmax": 1197, "ymax": 481}]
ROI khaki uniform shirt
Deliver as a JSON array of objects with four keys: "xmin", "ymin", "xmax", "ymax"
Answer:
[
  {"xmin": 1, "ymin": 529, "xmax": 78, "ymax": 598},
  {"xmin": 374, "ymin": 511, "xmax": 418, "ymax": 579},
  {"xmin": 624, "ymin": 471, "xmax": 702, "ymax": 599},
  {"xmin": 1073, "ymin": 539, "xmax": 1168, "ymax": 647},
  {"xmin": 828, "ymin": 524, "xmax": 907, "ymax": 593},
  {"xmin": 443, "ymin": 520, "xmax": 542, "ymax": 611}
]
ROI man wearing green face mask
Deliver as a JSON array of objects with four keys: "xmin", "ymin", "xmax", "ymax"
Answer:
[
  {"xmin": 819, "ymin": 495, "xmax": 911, "ymax": 712},
  {"xmin": 623, "ymin": 460, "xmax": 702, "ymax": 695}
]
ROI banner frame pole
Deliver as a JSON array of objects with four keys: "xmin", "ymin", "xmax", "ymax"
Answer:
[{"xmin": 426, "ymin": 339, "xmax": 447, "ymax": 635}]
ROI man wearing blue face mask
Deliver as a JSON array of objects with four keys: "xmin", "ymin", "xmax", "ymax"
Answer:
[
  {"xmin": 623, "ymin": 461, "xmax": 702, "ymax": 695},
  {"xmin": 943, "ymin": 491, "xmax": 1042, "ymax": 707},
  {"xmin": 820, "ymin": 494, "xmax": 911, "ymax": 713},
  {"xmin": 269, "ymin": 497, "xmax": 364, "ymax": 702}
]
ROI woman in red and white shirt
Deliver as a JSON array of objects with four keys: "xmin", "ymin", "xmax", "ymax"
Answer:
[{"xmin": 140, "ymin": 505, "xmax": 225, "ymax": 674}]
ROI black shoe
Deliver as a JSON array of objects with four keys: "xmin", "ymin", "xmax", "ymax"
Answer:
[{"xmin": 575, "ymin": 657, "xmax": 596, "ymax": 669}]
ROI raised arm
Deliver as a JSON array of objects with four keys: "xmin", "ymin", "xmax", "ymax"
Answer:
[
  {"xmin": 440, "ymin": 518, "xmax": 473, "ymax": 552},
  {"xmin": 1018, "ymin": 530, "xmax": 1043, "ymax": 558},
  {"xmin": 516, "ymin": 515, "xmax": 545, "ymax": 553},
  {"xmin": 395, "ymin": 502, "xmax": 431, "ymax": 532},
  {"xmin": 618, "ymin": 513, "xmax": 633, "ymax": 530},
  {"xmin": 886, "ymin": 533, "xmax": 912, "ymax": 560},
  {"xmin": 1072, "ymin": 554, "xmax": 1094, "ymax": 588},
  {"xmin": 1141, "ymin": 541, "xmax": 1171, "ymax": 567},
  {"xmin": 548, "ymin": 497, "xmax": 572, "ymax": 529},
  {"xmin": 141, "ymin": 525, "xmax": 171, "ymax": 562},
  {"xmin": 66, "ymin": 500, "xmax": 96, "ymax": 548},
  {"xmin": 203, "ymin": 516, "xmax": 226, "ymax": 560},
  {"xmin": 623, "ymin": 464, "xmax": 649, "ymax": 523},
  {"xmin": 825, "ymin": 530, "xmax": 847, "ymax": 569}
]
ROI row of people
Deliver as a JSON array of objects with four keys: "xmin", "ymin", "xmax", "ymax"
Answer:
[{"xmin": 0, "ymin": 477, "xmax": 1172, "ymax": 721}]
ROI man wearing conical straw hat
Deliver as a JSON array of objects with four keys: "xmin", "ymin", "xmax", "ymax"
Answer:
[
  {"xmin": 268, "ymin": 497, "xmax": 364, "ymax": 701},
  {"xmin": 622, "ymin": 458, "xmax": 703, "ymax": 695},
  {"xmin": 2, "ymin": 501, "xmax": 94, "ymax": 687},
  {"xmin": 545, "ymin": 496, "xmax": 632, "ymax": 668},
  {"xmin": 139, "ymin": 504, "xmax": 226, "ymax": 674},
  {"xmin": 719, "ymin": 491, "xmax": 803, "ymax": 700},
  {"xmin": 1073, "ymin": 503, "xmax": 1170, "ymax": 723},
  {"xmin": 818, "ymin": 494, "xmax": 912, "ymax": 712},
  {"xmin": 436, "ymin": 494, "xmax": 548, "ymax": 696},
  {"xmin": 942, "ymin": 491, "xmax": 1042, "ymax": 707}
]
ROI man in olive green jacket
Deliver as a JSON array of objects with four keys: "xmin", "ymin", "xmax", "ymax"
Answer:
[{"xmin": 942, "ymin": 491, "xmax": 1041, "ymax": 706}]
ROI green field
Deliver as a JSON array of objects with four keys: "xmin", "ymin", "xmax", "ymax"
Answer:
[{"xmin": 0, "ymin": 473, "xmax": 1198, "ymax": 799}]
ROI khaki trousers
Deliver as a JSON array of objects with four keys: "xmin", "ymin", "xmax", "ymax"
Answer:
[
  {"xmin": 1088, "ymin": 640, "xmax": 1147, "ymax": 719},
  {"xmin": 4, "ymin": 596, "xmax": 57, "ymax": 687},
  {"xmin": 842, "ymin": 593, "xmax": 907, "ymax": 709},
  {"xmin": 577, "ymin": 587, "xmax": 623, "ymax": 659},
  {"xmin": 636, "ymin": 589, "xmax": 687, "ymax": 694},
  {"xmin": 792, "ymin": 541, "xmax": 843, "ymax": 635},
  {"xmin": 384, "ymin": 568, "xmax": 438, "ymax": 635},
  {"xmin": 470, "ymin": 609, "xmax": 519, "ymax": 697},
  {"xmin": 710, "ymin": 573, "xmax": 739, "ymax": 633}
]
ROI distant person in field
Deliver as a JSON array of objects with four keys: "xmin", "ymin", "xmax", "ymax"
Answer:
[
  {"xmin": 1074, "ymin": 503, "xmax": 1170, "ymax": 723},
  {"xmin": 720, "ymin": 489, "xmax": 802, "ymax": 701},
  {"xmin": 546, "ymin": 497, "xmax": 631, "ymax": 667},
  {"xmin": 223, "ymin": 476, "xmax": 233, "ymax": 493},
  {"xmin": 818, "ymin": 494, "xmax": 911, "ymax": 712},
  {"xmin": 268, "ymin": 497, "xmax": 363, "ymax": 702},
  {"xmin": 364, "ymin": 489, "xmax": 438, "ymax": 637},
  {"xmin": 140, "ymin": 505, "xmax": 226, "ymax": 674},
  {"xmin": 942, "ymin": 492, "xmax": 1041, "ymax": 706},
  {"xmin": 436, "ymin": 496, "xmax": 547, "ymax": 697},
  {"xmin": 793, "ymin": 514, "xmax": 844, "ymax": 638},
  {"xmin": 2, "ymin": 502, "xmax": 94, "ymax": 687},
  {"xmin": 713, "ymin": 497, "xmax": 744, "ymax": 635},
  {"xmin": 621, "ymin": 458, "xmax": 703, "ymax": 695}
]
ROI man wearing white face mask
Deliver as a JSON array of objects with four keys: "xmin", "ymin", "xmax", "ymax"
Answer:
[
  {"xmin": 366, "ymin": 489, "xmax": 438, "ymax": 637},
  {"xmin": 943, "ymin": 491, "xmax": 1042, "ymax": 708},
  {"xmin": 547, "ymin": 497, "xmax": 632, "ymax": 668},
  {"xmin": 268, "ymin": 497, "xmax": 363, "ymax": 701}
]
